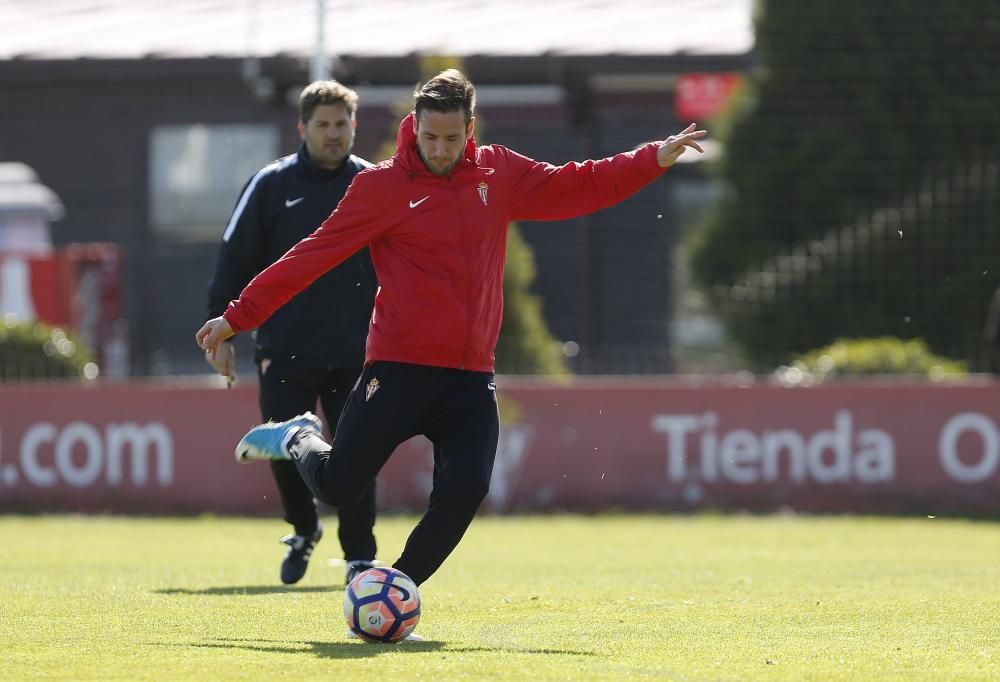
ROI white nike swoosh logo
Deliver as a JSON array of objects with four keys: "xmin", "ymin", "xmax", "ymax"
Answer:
[
  {"xmin": 285, "ymin": 197, "xmax": 305, "ymax": 208},
  {"xmin": 409, "ymin": 196, "xmax": 430, "ymax": 208}
]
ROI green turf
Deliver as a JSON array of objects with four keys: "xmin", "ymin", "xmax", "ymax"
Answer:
[{"xmin": 1, "ymin": 514, "xmax": 998, "ymax": 681}]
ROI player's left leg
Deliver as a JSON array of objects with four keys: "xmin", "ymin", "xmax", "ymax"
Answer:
[{"xmin": 392, "ymin": 370, "xmax": 499, "ymax": 586}]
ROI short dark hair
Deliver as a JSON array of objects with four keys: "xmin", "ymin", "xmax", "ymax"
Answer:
[
  {"xmin": 299, "ymin": 80, "xmax": 359, "ymax": 123},
  {"xmin": 414, "ymin": 69, "xmax": 476, "ymax": 122}
]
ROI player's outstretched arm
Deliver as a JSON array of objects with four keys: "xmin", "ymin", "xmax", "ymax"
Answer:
[
  {"xmin": 508, "ymin": 123, "xmax": 709, "ymax": 222},
  {"xmin": 656, "ymin": 123, "xmax": 707, "ymax": 168}
]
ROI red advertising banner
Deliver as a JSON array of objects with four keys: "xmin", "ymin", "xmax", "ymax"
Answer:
[
  {"xmin": 674, "ymin": 73, "xmax": 743, "ymax": 121},
  {"xmin": 1, "ymin": 379, "xmax": 999, "ymax": 515}
]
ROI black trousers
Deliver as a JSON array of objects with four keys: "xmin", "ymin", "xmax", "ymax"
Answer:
[
  {"xmin": 258, "ymin": 358, "xmax": 376, "ymax": 561},
  {"xmin": 293, "ymin": 361, "xmax": 500, "ymax": 586}
]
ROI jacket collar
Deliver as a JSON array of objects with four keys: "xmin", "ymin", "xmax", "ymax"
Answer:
[
  {"xmin": 394, "ymin": 111, "xmax": 477, "ymax": 179},
  {"xmin": 297, "ymin": 143, "xmax": 351, "ymax": 180}
]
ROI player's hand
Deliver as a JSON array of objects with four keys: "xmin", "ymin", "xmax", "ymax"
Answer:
[
  {"xmin": 204, "ymin": 339, "xmax": 236, "ymax": 384},
  {"xmin": 196, "ymin": 317, "xmax": 235, "ymax": 360},
  {"xmin": 657, "ymin": 123, "xmax": 707, "ymax": 168}
]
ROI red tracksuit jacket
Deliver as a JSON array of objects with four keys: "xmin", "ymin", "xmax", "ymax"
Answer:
[{"xmin": 224, "ymin": 112, "xmax": 668, "ymax": 373}]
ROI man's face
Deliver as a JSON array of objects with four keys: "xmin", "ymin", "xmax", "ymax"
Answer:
[
  {"xmin": 414, "ymin": 109, "xmax": 474, "ymax": 176},
  {"xmin": 298, "ymin": 103, "xmax": 355, "ymax": 170}
]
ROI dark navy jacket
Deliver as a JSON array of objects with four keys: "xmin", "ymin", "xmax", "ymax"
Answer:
[{"xmin": 207, "ymin": 144, "xmax": 377, "ymax": 368}]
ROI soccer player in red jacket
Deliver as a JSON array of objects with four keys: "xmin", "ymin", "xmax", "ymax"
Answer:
[{"xmin": 197, "ymin": 69, "xmax": 705, "ymax": 587}]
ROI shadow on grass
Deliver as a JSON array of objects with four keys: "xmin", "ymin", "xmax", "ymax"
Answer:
[
  {"xmin": 177, "ymin": 637, "xmax": 594, "ymax": 659},
  {"xmin": 188, "ymin": 637, "xmax": 443, "ymax": 658},
  {"xmin": 155, "ymin": 585, "xmax": 339, "ymax": 596}
]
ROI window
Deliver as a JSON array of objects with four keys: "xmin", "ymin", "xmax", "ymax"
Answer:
[{"xmin": 149, "ymin": 124, "xmax": 278, "ymax": 242}]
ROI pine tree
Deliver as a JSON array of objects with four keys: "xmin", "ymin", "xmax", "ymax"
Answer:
[{"xmin": 689, "ymin": 0, "xmax": 1000, "ymax": 368}]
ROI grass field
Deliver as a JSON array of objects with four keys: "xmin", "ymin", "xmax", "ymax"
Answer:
[{"xmin": 1, "ymin": 514, "xmax": 998, "ymax": 681}]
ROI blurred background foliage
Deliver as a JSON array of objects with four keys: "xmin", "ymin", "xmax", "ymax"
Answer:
[
  {"xmin": 0, "ymin": 317, "xmax": 96, "ymax": 381},
  {"xmin": 780, "ymin": 336, "xmax": 967, "ymax": 385},
  {"xmin": 688, "ymin": 0, "xmax": 1000, "ymax": 371}
]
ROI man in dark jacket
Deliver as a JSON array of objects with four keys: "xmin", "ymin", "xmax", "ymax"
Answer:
[
  {"xmin": 198, "ymin": 69, "xmax": 705, "ymax": 588},
  {"xmin": 205, "ymin": 80, "xmax": 378, "ymax": 586}
]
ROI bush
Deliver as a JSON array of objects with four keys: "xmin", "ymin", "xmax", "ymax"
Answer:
[
  {"xmin": 0, "ymin": 317, "xmax": 97, "ymax": 381},
  {"xmin": 777, "ymin": 337, "xmax": 966, "ymax": 385}
]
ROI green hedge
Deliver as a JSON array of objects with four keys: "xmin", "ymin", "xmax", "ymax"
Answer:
[
  {"xmin": 782, "ymin": 337, "xmax": 966, "ymax": 384},
  {"xmin": 0, "ymin": 318, "xmax": 97, "ymax": 381}
]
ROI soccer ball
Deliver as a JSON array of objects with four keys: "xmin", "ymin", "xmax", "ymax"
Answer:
[{"xmin": 343, "ymin": 567, "xmax": 421, "ymax": 643}]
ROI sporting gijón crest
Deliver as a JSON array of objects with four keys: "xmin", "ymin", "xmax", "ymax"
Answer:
[
  {"xmin": 365, "ymin": 377, "xmax": 380, "ymax": 401},
  {"xmin": 477, "ymin": 182, "xmax": 489, "ymax": 206}
]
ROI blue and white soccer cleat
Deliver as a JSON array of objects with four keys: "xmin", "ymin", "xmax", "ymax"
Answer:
[{"xmin": 235, "ymin": 412, "xmax": 323, "ymax": 462}]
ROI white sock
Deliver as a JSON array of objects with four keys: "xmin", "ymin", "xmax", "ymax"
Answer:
[{"xmin": 285, "ymin": 427, "xmax": 331, "ymax": 460}]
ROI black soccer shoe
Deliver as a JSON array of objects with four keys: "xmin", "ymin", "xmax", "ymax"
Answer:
[
  {"xmin": 279, "ymin": 524, "xmax": 323, "ymax": 585},
  {"xmin": 345, "ymin": 559, "xmax": 377, "ymax": 586}
]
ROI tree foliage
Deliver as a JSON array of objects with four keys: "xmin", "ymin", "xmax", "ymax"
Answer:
[
  {"xmin": 495, "ymin": 225, "xmax": 569, "ymax": 375},
  {"xmin": 688, "ymin": 0, "xmax": 1000, "ymax": 369}
]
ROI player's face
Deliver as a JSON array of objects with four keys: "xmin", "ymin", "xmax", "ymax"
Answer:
[
  {"xmin": 414, "ymin": 109, "xmax": 474, "ymax": 176},
  {"xmin": 299, "ymin": 103, "xmax": 355, "ymax": 170}
]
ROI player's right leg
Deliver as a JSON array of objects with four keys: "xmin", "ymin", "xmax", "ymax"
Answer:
[{"xmin": 291, "ymin": 362, "xmax": 427, "ymax": 508}]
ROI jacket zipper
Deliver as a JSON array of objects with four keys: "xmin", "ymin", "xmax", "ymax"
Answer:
[{"xmin": 452, "ymin": 176, "xmax": 472, "ymax": 370}]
